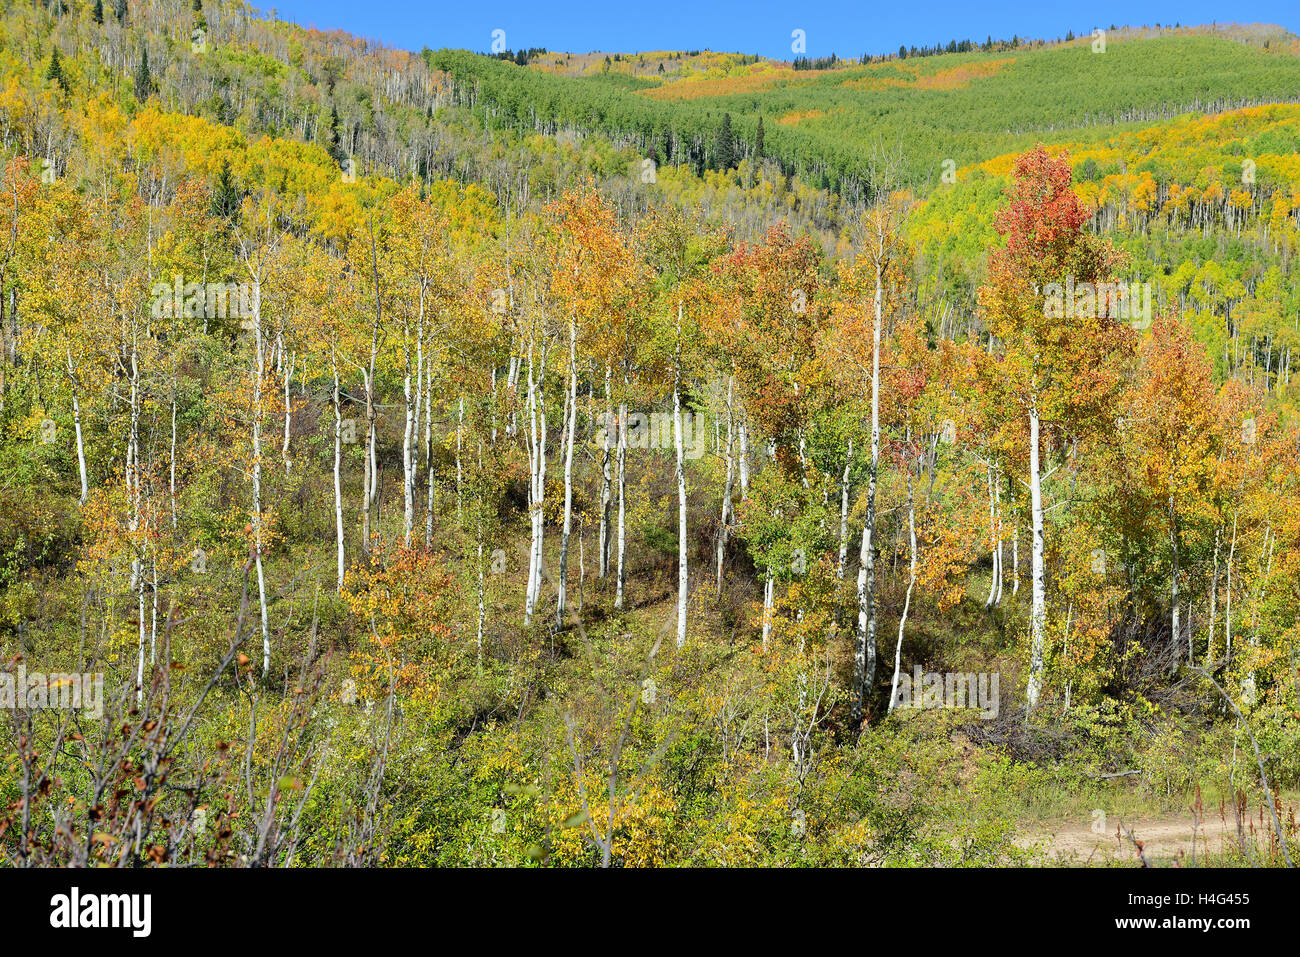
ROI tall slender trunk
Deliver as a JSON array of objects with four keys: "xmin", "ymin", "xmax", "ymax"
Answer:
[
  {"xmin": 332, "ymin": 353, "xmax": 345, "ymax": 592},
  {"xmin": 490, "ymin": 367, "xmax": 498, "ymax": 444},
  {"xmin": 717, "ymin": 375, "xmax": 735, "ymax": 597},
  {"xmin": 615, "ymin": 398, "xmax": 628, "ymax": 611},
  {"xmin": 360, "ymin": 368, "xmax": 374, "ymax": 556},
  {"xmin": 1207, "ymin": 523, "xmax": 1221, "ymax": 664},
  {"xmin": 1026, "ymin": 402, "xmax": 1047, "ymax": 709},
  {"xmin": 1224, "ymin": 510, "xmax": 1238, "ymax": 663},
  {"xmin": 1012, "ymin": 518, "xmax": 1019, "ymax": 595},
  {"xmin": 476, "ymin": 539, "xmax": 485, "ymax": 668},
  {"xmin": 1246, "ymin": 524, "xmax": 1275, "ymax": 698},
  {"xmin": 167, "ymin": 388, "xmax": 178, "ymax": 529},
  {"xmin": 579, "ymin": 512, "xmax": 589, "ymax": 615},
  {"xmin": 401, "ymin": 354, "xmax": 416, "ymax": 544},
  {"xmin": 149, "ymin": 558, "xmax": 159, "ymax": 665},
  {"xmin": 672, "ymin": 330, "xmax": 688, "ymax": 649},
  {"xmin": 424, "ymin": 361, "xmax": 434, "ymax": 548},
  {"xmin": 364, "ymin": 218, "xmax": 381, "ymax": 556},
  {"xmin": 556, "ymin": 317, "xmax": 578, "ymax": 626},
  {"xmin": 506, "ymin": 354, "xmax": 520, "ymax": 438},
  {"xmin": 524, "ymin": 333, "xmax": 548, "ymax": 625},
  {"xmin": 737, "ymin": 412, "xmax": 751, "ymax": 499},
  {"xmin": 598, "ymin": 367, "xmax": 612, "ymax": 578},
  {"xmin": 836, "ymin": 437, "xmax": 852, "ymax": 580},
  {"xmin": 129, "ymin": 343, "xmax": 144, "ymax": 703},
  {"xmin": 455, "ymin": 395, "xmax": 464, "ymax": 524},
  {"xmin": 889, "ymin": 459, "xmax": 917, "ymax": 712},
  {"xmin": 985, "ymin": 464, "xmax": 999, "ymax": 608},
  {"xmin": 402, "ymin": 303, "xmax": 425, "ymax": 545},
  {"xmin": 135, "ymin": 564, "xmax": 146, "ymax": 703},
  {"xmin": 1169, "ymin": 496, "xmax": 1182, "ymax": 658},
  {"xmin": 993, "ymin": 473, "xmax": 1004, "ymax": 605},
  {"xmin": 251, "ymin": 282, "xmax": 271, "ymax": 677},
  {"xmin": 853, "ymin": 259, "xmax": 884, "ymax": 723},
  {"xmin": 68, "ymin": 351, "xmax": 89, "ymax": 506},
  {"xmin": 282, "ymin": 348, "xmax": 294, "ymax": 473}
]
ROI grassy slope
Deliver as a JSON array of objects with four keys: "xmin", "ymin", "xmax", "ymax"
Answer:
[{"xmin": 488, "ymin": 28, "xmax": 1300, "ymax": 187}]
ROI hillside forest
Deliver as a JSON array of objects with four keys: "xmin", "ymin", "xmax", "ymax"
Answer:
[{"xmin": 2, "ymin": 0, "xmax": 1300, "ymax": 867}]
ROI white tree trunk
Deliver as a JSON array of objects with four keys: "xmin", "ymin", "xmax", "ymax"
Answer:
[
  {"xmin": 1169, "ymin": 496, "xmax": 1181, "ymax": 658},
  {"xmin": 455, "ymin": 394, "xmax": 464, "ymax": 524},
  {"xmin": 425, "ymin": 361, "xmax": 434, "ymax": 548},
  {"xmin": 129, "ymin": 345, "xmax": 144, "ymax": 704},
  {"xmin": 889, "ymin": 464, "xmax": 917, "ymax": 712},
  {"xmin": 1246, "ymin": 524, "xmax": 1275, "ymax": 696},
  {"xmin": 854, "ymin": 520, "xmax": 871, "ymax": 711},
  {"xmin": 332, "ymin": 355, "xmax": 345, "ymax": 592},
  {"xmin": 672, "ymin": 358, "xmax": 687, "ymax": 648},
  {"xmin": 556, "ymin": 318, "xmax": 578, "ymax": 625},
  {"xmin": 837, "ymin": 438, "xmax": 852, "ymax": 579},
  {"xmin": 994, "ymin": 473, "xmax": 1004, "ymax": 605},
  {"xmin": 135, "ymin": 564, "xmax": 146, "ymax": 704},
  {"xmin": 68, "ymin": 350, "xmax": 89, "ymax": 506},
  {"xmin": 984, "ymin": 465, "xmax": 996, "ymax": 607},
  {"xmin": 66, "ymin": 348, "xmax": 89, "ymax": 504},
  {"xmin": 717, "ymin": 376, "xmax": 735, "ymax": 597},
  {"xmin": 476, "ymin": 540, "xmax": 485, "ymax": 668},
  {"xmin": 737, "ymin": 412, "xmax": 750, "ymax": 499},
  {"xmin": 282, "ymin": 349, "xmax": 294, "ymax": 474},
  {"xmin": 506, "ymin": 353, "xmax": 520, "ymax": 438},
  {"xmin": 402, "ymin": 357, "xmax": 416, "ymax": 544},
  {"xmin": 524, "ymin": 336, "xmax": 548, "ymax": 625},
  {"xmin": 1012, "ymin": 518, "xmax": 1019, "ymax": 595},
  {"xmin": 853, "ymin": 259, "xmax": 884, "ymax": 722},
  {"xmin": 1207, "ymin": 524, "xmax": 1221, "ymax": 665},
  {"xmin": 168, "ymin": 391, "xmax": 178, "ymax": 529},
  {"xmin": 251, "ymin": 283, "xmax": 271, "ymax": 677},
  {"xmin": 150, "ymin": 558, "xmax": 159, "ymax": 664},
  {"xmin": 360, "ymin": 367, "xmax": 373, "ymax": 556},
  {"xmin": 405, "ymin": 307, "xmax": 425, "ymax": 544},
  {"xmin": 364, "ymin": 227, "xmax": 381, "ymax": 556},
  {"xmin": 598, "ymin": 367, "xmax": 612, "ymax": 578},
  {"xmin": 1026, "ymin": 403, "xmax": 1047, "ymax": 709},
  {"xmin": 615, "ymin": 399, "xmax": 627, "ymax": 611},
  {"xmin": 1224, "ymin": 510, "xmax": 1238, "ymax": 663}
]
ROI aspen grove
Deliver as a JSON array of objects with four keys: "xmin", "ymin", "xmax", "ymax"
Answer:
[{"xmin": 2, "ymin": 0, "xmax": 1300, "ymax": 867}]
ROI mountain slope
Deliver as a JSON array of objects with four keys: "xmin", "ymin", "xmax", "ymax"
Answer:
[{"xmin": 431, "ymin": 26, "xmax": 1300, "ymax": 194}]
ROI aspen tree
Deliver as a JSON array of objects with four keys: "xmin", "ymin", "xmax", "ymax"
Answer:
[{"xmin": 980, "ymin": 147, "xmax": 1129, "ymax": 709}]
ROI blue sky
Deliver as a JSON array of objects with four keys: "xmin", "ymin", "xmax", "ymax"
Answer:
[{"xmin": 261, "ymin": 1, "xmax": 1300, "ymax": 59}]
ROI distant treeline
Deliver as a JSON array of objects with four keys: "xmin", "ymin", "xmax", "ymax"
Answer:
[{"xmin": 492, "ymin": 47, "xmax": 549, "ymax": 66}]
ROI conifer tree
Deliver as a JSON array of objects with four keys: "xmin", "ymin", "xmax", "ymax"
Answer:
[
  {"xmin": 715, "ymin": 112, "xmax": 736, "ymax": 171},
  {"xmin": 134, "ymin": 47, "xmax": 152, "ymax": 101},
  {"xmin": 45, "ymin": 48, "xmax": 68, "ymax": 93}
]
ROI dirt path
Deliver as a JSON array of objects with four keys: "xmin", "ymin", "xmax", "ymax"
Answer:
[{"xmin": 1019, "ymin": 815, "xmax": 1248, "ymax": 864}]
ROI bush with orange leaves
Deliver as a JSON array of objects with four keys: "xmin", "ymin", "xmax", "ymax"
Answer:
[{"xmin": 342, "ymin": 543, "xmax": 459, "ymax": 706}]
